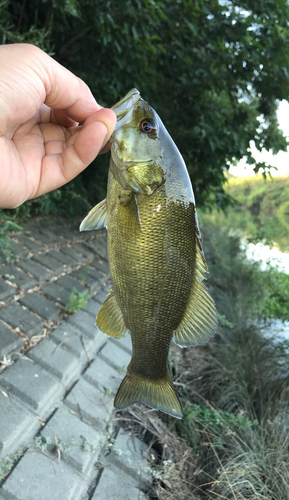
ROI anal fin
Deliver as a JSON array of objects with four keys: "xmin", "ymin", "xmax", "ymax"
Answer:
[
  {"xmin": 96, "ymin": 291, "xmax": 127, "ymax": 339},
  {"xmin": 80, "ymin": 199, "xmax": 108, "ymax": 231}
]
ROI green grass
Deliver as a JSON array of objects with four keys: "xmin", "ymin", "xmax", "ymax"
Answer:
[
  {"xmin": 0, "ymin": 218, "xmax": 23, "ymax": 262},
  {"xmin": 173, "ymin": 222, "xmax": 289, "ymax": 498},
  {"xmin": 66, "ymin": 287, "xmax": 91, "ymax": 314}
]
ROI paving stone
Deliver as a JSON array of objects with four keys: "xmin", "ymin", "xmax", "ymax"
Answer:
[
  {"xmin": 0, "ymin": 358, "xmax": 62, "ymax": 413},
  {"xmin": 90, "ymin": 258, "xmax": 110, "ymax": 275},
  {"xmin": 83, "ymin": 298, "xmax": 102, "ymax": 317},
  {"xmin": 40, "ymin": 228, "xmax": 66, "ymax": 243},
  {"xmin": 0, "ymin": 393, "xmax": 39, "ymax": 459},
  {"xmin": 92, "ymin": 465, "xmax": 148, "ymax": 500},
  {"xmin": 0, "ymin": 279, "xmax": 15, "ymax": 300},
  {"xmin": 61, "ymin": 245, "xmax": 86, "ymax": 262},
  {"xmin": 42, "ymin": 282, "xmax": 71, "ymax": 306},
  {"xmin": 49, "ymin": 249, "xmax": 75, "ymax": 266},
  {"xmin": 57, "ymin": 275, "xmax": 88, "ymax": 293},
  {"xmin": 86, "ymin": 266, "xmax": 107, "ymax": 283},
  {"xmin": 0, "ymin": 303, "xmax": 44, "ymax": 337},
  {"xmin": 0, "ymin": 264, "xmax": 36, "ymax": 290},
  {"xmin": 41, "ymin": 407, "xmax": 101, "ymax": 474},
  {"xmin": 73, "ymin": 243, "xmax": 94, "ymax": 259},
  {"xmin": 69, "ymin": 266, "xmax": 90, "ymax": 284},
  {"xmin": 94, "ymin": 289, "xmax": 108, "ymax": 304},
  {"xmin": 76, "ymin": 227, "xmax": 96, "ymax": 241},
  {"xmin": 32, "ymin": 252, "xmax": 63, "ymax": 273},
  {"xmin": 1, "ymin": 451, "xmax": 86, "ymax": 500},
  {"xmin": 42, "ymin": 275, "xmax": 88, "ymax": 307},
  {"xmin": 49, "ymin": 323, "xmax": 95, "ymax": 360},
  {"xmin": 9, "ymin": 240, "xmax": 29, "ymax": 259},
  {"xmin": 27, "ymin": 338, "xmax": 80, "ymax": 382},
  {"xmin": 70, "ymin": 267, "xmax": 102, "ymax": 291},
  {"xmin": 15, "ymin": 234, "xmax": 43, "ymax": 252},
  {"xmin": 0, "ymin": 321, "xmax": 23, "ymax": 357},
  {"xmin": 64, "ymin": 378, "xmax": 113, "ymax": 431},
  {"xmin": 19, "ymin": 292, "xmax": 62, "ymax": 321},
  {"xmin": 66, "ymin": 223, "xmax": 81, "ymax": 235},
  {"xmin": 87, "ymin": 232, "xmax": 107, "ymax": 253},
  {"xmin": 111, "ymin": 333, "xmax": 132, "ymax": 354},
  {"xmin": 32, "ymin": 229, "xmax": 54, "ymax": 246},
  {"xmin": 18, "ymin": 259, "xmax": 52, "ymax": 282},
  {"xmin": 51, "ymin": 226, "xmax": 78, "ymax": 240},
  {"xmin": 67, "ymin": 310, "xmax": 103, "ymax": 340},
  {"xmin": 108, "ymin": 429, "xmax": 150, "ymax": 481},
  {"xmin": 83, "ymin": 356, "xmax": 122, "ymax": 394},
  {"xmin": 99, "ymin": 341, "xmax": 131, "ymax": 372}
]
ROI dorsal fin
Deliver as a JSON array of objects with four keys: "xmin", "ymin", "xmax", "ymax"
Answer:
[{"xmin": 173, "ymin": 226, "xmax": 218, "ymax": 347}]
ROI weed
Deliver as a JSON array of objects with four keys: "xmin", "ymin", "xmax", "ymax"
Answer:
[
  {"xmin": 5, "ymin": 179, "xmax": 92, "ymax": 219},
  {"xmin": 0, "ymin": 433, "xmax": 98, "ymax": 481},
  {"xmin": 66, "ymin": 287, "xmax": 91, "ymax": 314},
  {"xmin": 0, "ymin": 218, "xmax": 23, "ymax": 262},
  {"xmin": 215, "ymin": 416, "xmax": 289, "ymax": 500},
  {"xmin": 0, "ymin": 445, "xmax": 27, "ymax": 481},
  {"xmin": 79, "ymin": 435, "xmax": 93, "ymax": 452},
  {"xmin": 80, "ymin": 265, "xmax": 89, "ymax": 286},
  {"xmin": 176, "ymin": 403, "xmax": 257, "ymax": 453},
  {"xmin": 34, "ymin": 435, "xmax": 52, "ymax": 453}
]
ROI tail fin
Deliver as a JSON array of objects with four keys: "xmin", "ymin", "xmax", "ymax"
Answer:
[{"xmin": 114, "ymin": 371, "xmax": 183, "ymax": 419}]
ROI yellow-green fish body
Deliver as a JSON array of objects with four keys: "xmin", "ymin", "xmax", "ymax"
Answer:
[{"xmin": 80, "ymin": 89, "xmax": 217, "ymax": 419}]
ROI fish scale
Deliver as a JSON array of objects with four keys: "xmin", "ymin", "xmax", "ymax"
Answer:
[{"xmin": 80, "ymin": 88, "xmax": 218, "ymax": 418}]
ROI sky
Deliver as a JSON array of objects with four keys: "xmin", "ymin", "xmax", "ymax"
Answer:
[{"xmin": 229, "ymin": 100, "xmax": 289, "ymax": 177}]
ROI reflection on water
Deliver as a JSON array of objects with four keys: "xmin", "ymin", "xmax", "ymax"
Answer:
[
  {"xmin": 266, "ymin": 319, "xmax": 289, "ymax": 341},
  {"xmin": 243, "ymin": 239, "xmax": 289, "ymax": 342},
  {"xmin": 242, "ymin": 239, "xmax": 289, "ymax": 274}
]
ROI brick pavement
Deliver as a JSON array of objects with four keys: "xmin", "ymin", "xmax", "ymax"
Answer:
[{"xmin": 0, "ymin": 219, "xmax": 150, "ymax": 499}]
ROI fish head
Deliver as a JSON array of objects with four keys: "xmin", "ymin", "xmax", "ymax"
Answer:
[
  {"xmin": 110, "ymin": 89, "xmax": 182, "ymax": 195},
  {"xmin": 111, "ymin": 88, "xmax": 160, "ymax": 159}
]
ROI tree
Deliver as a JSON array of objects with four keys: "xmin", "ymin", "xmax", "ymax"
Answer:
[{"xmin": 1, "ymin": 0, "xmax": 289, "ymax": 213}]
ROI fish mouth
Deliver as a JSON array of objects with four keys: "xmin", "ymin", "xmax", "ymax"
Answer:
[
  {"xmin": 111, "ymin": 88, "xmax": 141, "ymax": 134},
  {"xmin": 112, "ymin": 88, "xmax": 140, "ymax": 118}
]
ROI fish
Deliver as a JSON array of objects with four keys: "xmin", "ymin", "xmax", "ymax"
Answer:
[{"xmin": 80, "ymin": 89, "xmax": 217, "ymax": 419}]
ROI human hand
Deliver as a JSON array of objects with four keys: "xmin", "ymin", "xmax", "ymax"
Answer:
[{"xmin": 0, "ymin": 43, "xmax": 116, "ymax": 209}]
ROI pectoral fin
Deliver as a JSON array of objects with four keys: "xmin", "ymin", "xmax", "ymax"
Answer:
[
  {"xmin": 173, "ymin": 241, "xmax": 218, "ymax": 347},
  {"xmin": 79, "ymin": 199, "xmax": 108, "ymax": 231},
  {"xmin": 96, "ymin": 291, "xmax": 127, "ymax": 338}
]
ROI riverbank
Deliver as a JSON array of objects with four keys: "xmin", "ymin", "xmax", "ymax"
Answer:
[{"xmin": 203, "ymin": 174, "xmax": 289, "ymax": 252}]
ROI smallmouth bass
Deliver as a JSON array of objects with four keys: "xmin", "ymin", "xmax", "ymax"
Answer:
[{"xmin": 80, "ymin": 89, "xmax": 217, "ymax": 419}]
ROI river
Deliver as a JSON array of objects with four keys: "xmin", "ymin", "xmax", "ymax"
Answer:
[
  {"xmin": 244, "ymin": 240, "xmax": 289, "ymax": 274},
  {"xmin": 242, "ymin": 239, "xmax": 289, "ymax": 342}
]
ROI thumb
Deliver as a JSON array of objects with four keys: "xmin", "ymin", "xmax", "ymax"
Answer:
[{"xmin": 71, "ymin": 108, "xmax": 117, "ymax": 166}]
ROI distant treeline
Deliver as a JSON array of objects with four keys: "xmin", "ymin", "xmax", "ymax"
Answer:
[{"xmin": 201, "ymin": 175, "xmax": 289, "ymax": 251}]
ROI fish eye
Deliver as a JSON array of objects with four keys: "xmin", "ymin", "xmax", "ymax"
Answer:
[{"xmin": 140, "ymin": 119, "xmax": 156, "ymax": 136}]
